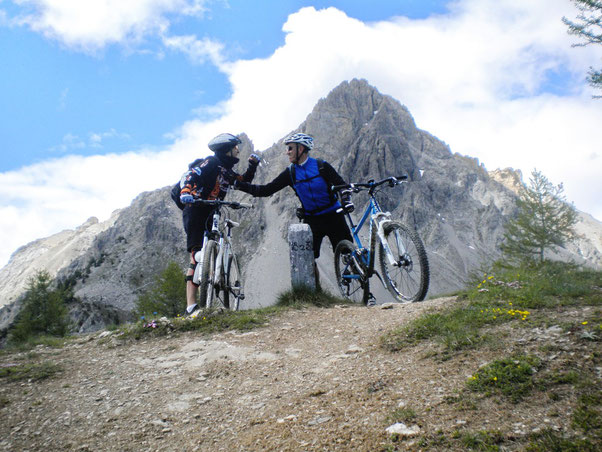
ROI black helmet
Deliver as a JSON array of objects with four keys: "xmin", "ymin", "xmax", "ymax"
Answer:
[{"xmin": 208, "ymin": 133, "xmax": 242, "ymax": 154}]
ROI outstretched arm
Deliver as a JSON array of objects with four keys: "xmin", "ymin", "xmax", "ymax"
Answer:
[{"xmin": 236, "ymin": 168, "xmax": 291, "ymax": 197}]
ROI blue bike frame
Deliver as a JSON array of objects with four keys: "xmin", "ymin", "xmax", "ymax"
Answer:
[{"xmin": 344, "ymin": 195, "xmax": 383, "ymax": 278}]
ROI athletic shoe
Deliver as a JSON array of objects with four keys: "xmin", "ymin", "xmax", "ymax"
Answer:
[{"xmin": 186, "ymin": 304, "xmax": 201, "ymax": 318}]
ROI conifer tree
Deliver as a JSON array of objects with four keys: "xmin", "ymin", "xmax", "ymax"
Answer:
[
  {"xmin": 135, "ymin": 261, "xmax": 186, "ymax": 318},
  {"xmin": 9, "ymin": 271, "xmax": 70, "ymax": 343},
  {"xmin": 563, "ymin": 0, "xmax": 602, "ymax": 95},
  {"xmin": 501, "ymin": 170, "xmax": 578, "ymax": 263}
]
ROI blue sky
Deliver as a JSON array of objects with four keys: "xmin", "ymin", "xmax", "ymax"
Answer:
[
  {"xmin": 1, "ymin": 0, "xmax": 448, "ymax": 171},
  {"xmin": 0, "ymin": 0, "xmax": 601, "ymax": 268}
]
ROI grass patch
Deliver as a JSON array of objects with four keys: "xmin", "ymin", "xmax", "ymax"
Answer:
[
  {"xmin": 119, "ymin": 307, "xmax": 274, "ymax": 341},
  {"xmin": 388, "ymin": 406, "xmax": 417, "ymax": 423},
  {"xmin": 458, "ymin": 429, "xmax": 504, "ymax": 451},
  {"xmin": 381, "ymin": 261, "xmax": 601, "ymax": 355},
  {"xmin": 275, "ymin": 287, "xmax": 348, "ymax": 308},
  {"xmin": 525, "ymin": 429, "xmax": 599, "ymax": 451},
  {"xmin": 464, "ymin": 261, "xmax": 602, "ymax": 309},
  {"xmin": 0, "ymin": 361, "xmax": 62, "ymax": 382},
  {"xmin": 466, "ymin": 354, "xmax": 540, "ymax": 403},
  {"xmin": 114, "ymin": 288, "xmax": 347, "ymax": 342},
  {"xmin": 380, "ymin": 300, "xmax": 528, "ymax": 354},
  {"xmin": 2, "ymin": 335, "xmax": 68, "ymax": 353},
  {"xmin": 572, "ymin": 386, "xmax": 602, "ymax": 438}
]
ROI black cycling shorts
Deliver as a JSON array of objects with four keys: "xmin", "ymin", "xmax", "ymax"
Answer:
[
  {"xmin": 304, "ymin": 211, "xmax": 352, "ymax": 259},
  {"xmin": 182, "ymin": 205, "xmax": 213, "ymax": 253}
]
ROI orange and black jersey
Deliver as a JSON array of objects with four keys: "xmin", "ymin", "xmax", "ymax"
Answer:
[{"xmin": 180, "ymin": 155, "xmax": 256, "ymax": 202}]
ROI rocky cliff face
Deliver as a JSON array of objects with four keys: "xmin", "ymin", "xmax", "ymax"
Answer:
[
  {"xmin": 0, "ymin": 215, "xmax": 118, "ymax": 308},
  {"xmin": 1, "ymin": 79, "xmax": 601, "ymax": 335}
]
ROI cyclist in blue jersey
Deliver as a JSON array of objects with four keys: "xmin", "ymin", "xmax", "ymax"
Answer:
[
  {"xmin": 179, "ymin": 133, "xmax": 260, "ymax": 315},
  {"xmin": 235, "ymin": 133, "xmax": 354, "ymax": 285}
]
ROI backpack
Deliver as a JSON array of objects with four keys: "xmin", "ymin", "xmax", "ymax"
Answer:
[{"xmin": 170, "ymin": 157, "xmax": 207, "ymax": 210}]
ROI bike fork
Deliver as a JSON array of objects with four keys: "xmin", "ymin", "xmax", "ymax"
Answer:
[
  {"xmin": 375, "ymin": 216, "xmax": 405, "ymax": 267},
  {"xmin": 214, "ymin": 239, "xmax": 225, "ymax": 286}
]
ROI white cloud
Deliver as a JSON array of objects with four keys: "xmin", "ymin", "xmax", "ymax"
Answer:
[
  {"xmin": 10, "ymin": 0, "xmax": 209, "ymax": 51},
  {"xmin": 162, "ymin": 33, "xmax": 225, "ymax": 67},
  {"xmin": 1, "ymin": 0, "xmax": 601, "ymax": 268}
]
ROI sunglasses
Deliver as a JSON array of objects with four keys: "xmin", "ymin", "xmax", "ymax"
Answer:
[{"xmin": 286, "ymin": 145, "xmax": 297, "ymax": 151}]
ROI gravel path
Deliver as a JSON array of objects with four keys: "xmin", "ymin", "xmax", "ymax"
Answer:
[{"xmin": 1, "ymin": 296, "xmax": 598, "ymax": 451}]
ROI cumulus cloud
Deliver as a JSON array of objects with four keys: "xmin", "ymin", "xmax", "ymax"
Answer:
[
  {"xmin": 10, "ymin": 0, "xmax": 209, "ymax": 51},
  {"xmin": 1, "ymin": 0, "xmax": 601, "ymax": 267},
  {"xmin": 174, "ymin": 2, "xmax": 602, "ymax": 215}
]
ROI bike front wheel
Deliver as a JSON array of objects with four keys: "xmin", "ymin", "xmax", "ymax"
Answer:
[
  {"xmin": 334, "ymin": 240, "xmax": 370, "ymax": 305},
  {"xmin": 199, "ymin": 240, "xmax": 219, "ymax": 309},
  {"xmin": 379, "ymin": 221, "xmax": 429, "ymax": 302},
  {"xmin": 224, "ymin": 252, "xmax": 244, "ymax": 311}
]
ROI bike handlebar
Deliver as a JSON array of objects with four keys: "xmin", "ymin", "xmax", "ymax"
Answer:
[
  {"xmin": 191, "ymin": 199, "xmax": 252, "ymax": 209},
  {"xmin": 331, "ymin": 175, "xmax": 408, "ymax": 193}
]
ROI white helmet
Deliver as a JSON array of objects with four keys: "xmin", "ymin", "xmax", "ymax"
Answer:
[{"xmin": 284, "ymin": 133, "xmax": 314, "ymax": 150}]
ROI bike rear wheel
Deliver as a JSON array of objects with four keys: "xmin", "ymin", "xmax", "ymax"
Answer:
[
  {"xmin": 379, "ymin": 221, "xmax": 429, "ymax": 302},
  {"xmin": 225, "ymin": 252, "xmax": 244, "ymax": 311},
  {"xmin": 334, "ymin": 240, "xmax": 370, "ymax": 305},
  {"xmin": 199, "ymin": 240, "xmax": 219, "ymax": 309}
]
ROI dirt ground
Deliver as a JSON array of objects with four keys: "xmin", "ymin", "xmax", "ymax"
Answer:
[{"xmin": 0, "ymin": 296, "xmax": 599, "ymax": 451}]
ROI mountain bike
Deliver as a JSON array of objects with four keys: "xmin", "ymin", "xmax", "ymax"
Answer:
[
  {"xmin": 192, "ymin": 199, "xmax": 251, "ymax": 311},
  {"xmin": 331, "ymin": 176, "xmax": 429, "ymax": 304}
]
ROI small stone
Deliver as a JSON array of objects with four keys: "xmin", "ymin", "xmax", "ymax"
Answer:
[
  {"xmin": 345, "ymin": 345, "xmax": 363, "ymax": 354},
  {"xmin": 308, "ymin": 416, "xmax": 331, "ymax": 426},
  {"xmin": 386, "ymin": 423, "xmax": 421, "ymax": 437}
]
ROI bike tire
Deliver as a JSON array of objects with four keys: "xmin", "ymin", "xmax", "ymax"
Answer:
[
  {"xmin": 225, "ymin": 252, "xmax": 243, "ymax": 311},
  {"xmin": 379, "ymin": 221, "xmax": 429, "ymax": 302},
  {"xmin": 199, "ymin": 240, "xmax": 218, "ymax": 309},
  {"xmin": 334, "ymin": 240, "xmax": 370, "ymax": 305}
]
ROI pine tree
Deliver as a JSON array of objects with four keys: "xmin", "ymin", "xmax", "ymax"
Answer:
[
  {"xmin": 9, "ymin": 271, "xmax": 70, "ymax": 343},
  {"xmin": 135, "ymin": 261, "xmax": 186, "ymax": 318},
  {"xmin": 501, "ymin": 170, "xmax": 578, "ymax": 263},
  {"xmin": 563, "ymin": 0, "xmax": 602, "ymax": 96}
]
